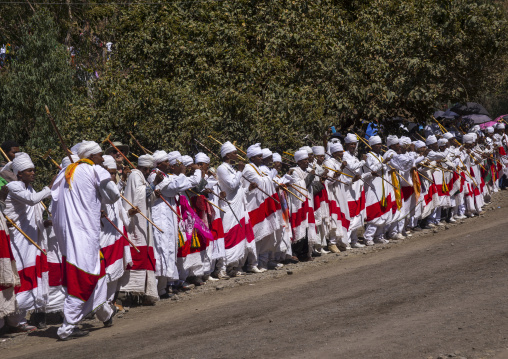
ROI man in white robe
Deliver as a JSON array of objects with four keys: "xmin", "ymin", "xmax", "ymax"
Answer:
[
  {"xmin": 3, "ymin": 153, "xmax": 52, "ymax": 332},
  {"xmin": 118, "ymin": 155, "xmax": 160, "ymax": 304},
  {"xmin": 53, "ymin": 141, "xmax": 122, "ymax": 340},
  {"xmin": 217, "ymin": 142, "xmax": 258, "ymax": 276}
]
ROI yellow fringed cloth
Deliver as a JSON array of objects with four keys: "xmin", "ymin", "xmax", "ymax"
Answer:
[{"xmin": 65, "ymin": 159, "xmax": 94, "ymax": 189}]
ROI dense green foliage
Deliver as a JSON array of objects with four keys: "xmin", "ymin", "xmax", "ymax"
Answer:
[{"xmin": 1, "ymin": 0, "xmax": 508, "ymax": 168}]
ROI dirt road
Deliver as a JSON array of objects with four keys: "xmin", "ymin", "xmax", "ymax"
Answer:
[{"xmin": 3, "ymin": 192, "xmax": 508, "ymax": 359}]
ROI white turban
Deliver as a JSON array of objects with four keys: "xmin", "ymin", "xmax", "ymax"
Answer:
[
  {"xmin": 463, "ymin": 134, "xmax": 474, "ymax": 144},
  {"xmin": 194, "ymin": 152, "xmax": 210, "ymax": 164},
  {"xmin": 272, "ymin": 153, "xmax": 282, "ymax": 162},
  {"xmin": 77, "ymin": 140, "xmax": 102, "ymax": 159},
  {"xmin": 138, "ymin": 154, "xmax": 154, "ymax": 168},
  {"xmin": 443, "ymin": 132, "xmax": 454, "ymax": 140},
  {"xmin": 496, "ymin": 123, "xmax": 505, "ymax": 130},
  {"xmin": 61, "ymin": 154, "xmax": 80, "ymax": 169},
  {"xmin": 181, "ymin": 155, "xmax": 194, "ymax": 167},
  {"xmin": 312, "ymin": 146, "xmax": 325, "ymax": 155},
  {"xmin": 70, "ymin": 142, "xmax": 82, "ymax": 155},
  {"xmin": 330, "ymin": 142, "xmax": 344, "ymax": 154},
  {"xmin": 387, "ymin": 135, "xmax": 399, "ymax": 147},
  {"xmin": 437, "ymin": 139, "xmax": 448, "ymax": 147},
  {"xmin": 168, "ymin": 151, "xmax": 182, "ymax": 165},
  {"xmin": 262, "ymin": 148, "xmax": 273, "ymax": 159},
  {"xmin": 486, "ymin": 126, "xmax": 494, "ymax": 134},
  {"xmin": 102, "ymin": 155, "xmax": 117, "ymax": 170},
  {"xmin": 368, "ymin": 136, "xmax": 382, "ymax": 146},
  {"xmin": 414, "ymin": 141, "xmax": 426, "ymax": 149},
  {"xmin": 344, "ymin": 133, "xmax": 358, "ymax": 144},
  {"xmin": 12, "ymin": 152, "xmax": 34, "ymax": 175},
  {"xmin": 294, "ymin": 150, "xmax": 308, "ymax": 162},
  {"xmin": 471, "ymin": 125, "xmax": 481, "ymax": 133},
  {"xmin": 299, "ymin": 146, "xmax": 313, "ymax": 154},
  {"xmin": 152, "ymin": 150, "xmax": 169, "ymax": 164},
  {"xmin": 471, "ymin": 133, "xmax": 478, "ymax": 141},
  {"xmin": 246, "ymin": 143, "xmax": 263, "ymax": 158},
  {"xmin": 425, "ymin": 135, "xmax": 437, "ymax": 145},
  {"xmin": 399, "ymin": 136, "xmax": 411, "ymax": 146},
  {"xmin": 221, "ymin": 141, "xmax": 236, "ymax": 158}
]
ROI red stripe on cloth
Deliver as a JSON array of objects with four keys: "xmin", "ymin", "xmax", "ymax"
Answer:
[
  {"xmin": 126, "ymin": 246, "xmax": 155, "ymax": 271},
  {"xmin": 424, "ymin": 184, "xmax": 437, "ymax": 205},
  {"xmin": 435, "ymin": 184, "xmax": 449, "ymax": 197},
  {"xmin": 500, "ymin": 147, "xmax": 507, "ymax": 156},
  {"xmin": 62, "ymin": 256, "xmax": 106, "ymax": 302},
  {"xmin": 0, "ymin": 230, "xmax": 14, "ymax": 260},
  {"xmin": 291, "ymin": 200, "xmax": 314, "ymax": 229},
  {"xmin": 347, "ymin": 190, "xmax": 366, "ymax": 218},
  {"xmin": 248, "ymin": 195, "xmax": 280, "ymax": 227},
  {"xmin": 224, "ymin": 217, "xmax": 254, "ymax": 249},
  {"xmin": 48, "ymin": 262, "xmax": 64, "ymax": 287},
  {"xmin": 15, "ymin": 254, "xmax": 48, "ymax": 294},
  {"xmin": 211, "ymin": 217, "xmax": 225, "ymax": 241},
  {"xmin": 101, "ymin": 236, "xmax": 129, "ymax": 270},
  {"xmin": 401, "ymin": 186, "xmax": 414, "ymax": 201},
  {"xmin": 365, "ymin": 194, "xmax": 392, "ymax": 222},
  {"xmin": 313, "ymin": 187, "xmax": 329, "ymax": 211}
]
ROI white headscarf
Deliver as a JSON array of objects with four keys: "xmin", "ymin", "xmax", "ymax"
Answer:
[
  {"xmin": 138, "ymin": 154, "xmax": 154, "ymax": 168},
  {"xmin": 246, "ymin": 143, "xmax": 263, "ymax": 158},
  {"xmin": 102, "ymin": 155, "xmax": 117, "ymax": 170},
  {"xmin": 414, "ymin": 141, "xmax": 426, "ymax": 149},
  {"xmin": 344, "ymin": 133, "xmax": 358, "ymax": 144},
  {"xmin": 61, "ymin": 154, "xmax": 80, "ymax": 169},
  {"xmin": 443, "ymin": 132, "xmax": 454, "ymax": 140},
  {"xmin": 12, "ymin": 152, "xmax": 34, "ymax": 175},
  {"xmin": 368, "ymin": 136, "xmax": 382, "ymax": 146},
  {"xmin": 221, "ymin": 141, "xmax": 236, "ymax": 158},
  {"xmin": 195, "ymin": 152, "xmax": 210, "ymax": 164},
  {"xmin": 181, "ymin": 155, "xmax": 194, "ymax": 167},
  {"xmin": 425, "ymin": 135, "xmax": 437, "ymax": 145},
  {"xmin": 496, "ymin": 123, "xmax": 505, "ymax": 130},
  {"xmin": 294, "ymin": 150, "xmax": 308, "ymax": 162},
  {"xmin": 77, "ymin": 140, "xmax": 102, "ymax": 159},
  {"xmin": 262, "ymin": 148, "xmax": 273, "ymax": 159},
  {"xmin": 152, "ymin": 150, "xmax": 169, "ymax": 164},
  {"xmin": 299, "ymin": 146, "xmax": 313, "ymax": 155},
  {"xmin": 330, "ymin": 142, "xmax": 344, "ymax": 153},
  {"xmin": 312, "ymin": 146, "xmax": 325, "ymax": 155},
  {"xmin": 486, "ymin": 126, "xmax": 494, "ymax": 134},
  {"xmin": 272, "ymin": 153, "xmax": 282, "ymax": 162},
  {"xmin": 463, "ymin": 134, "xmax": 474, "ymax": 144},
  {"xmin": 168, "ymin": 151, "xmax": 182, "ymax": 165},
  {"xmin": 437, "ymin": 139, "xmax": 448, "ymax": 147},
  {"xmin": 399, "ymin": 136, "xmax": 411, "ymax": 146},
  {"xmin": 387, "ymin": 135, "xmax": 399, "ymax": 147}
]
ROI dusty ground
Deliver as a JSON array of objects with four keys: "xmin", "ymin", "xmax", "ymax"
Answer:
[{"xmin": 2, "ymin": 191, "xmax": 508, "ymax": 359}]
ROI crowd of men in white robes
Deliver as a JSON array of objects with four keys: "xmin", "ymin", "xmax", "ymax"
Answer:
[{"xmin": 0, "ymin": 121, "xmax": 507, "ymax": 340}]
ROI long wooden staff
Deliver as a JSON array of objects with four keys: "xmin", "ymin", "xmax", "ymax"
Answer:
[
  {"xmin": 3, "ymin": 214, "xmax": 46, "ymax": 255},
  {"xmin": 101, "ymin": 212, "xmax": 140, "ymax": 253},
  {"xmin": 120, "ymin": 193, "xmax": 164, "ymax": 233},
  {"xmin": 194, "ymin": 138, "xmax": 221, "ymax": 160},
  {"xmin": 102, "ymin": 134, "xmax": 135, "ymax": 169},
  {"xmin": 128, "ymin": 132, "xmax": 153, "ymax": 155},
  {"xmin": 186, "ymin": 189, "xmax": 226, "ymax": 213},
  {"xmin": 42, "ymin": 149, "xmax": 63, "ymax": 170},
  {"xmin": 0, "ymin": 147, "xmax": 11, "ymax": 163},
  {"xmin": 157, "ymin": 193, "xmax": 183, "ymax": 220},
  {"xmin": 242, "ymin": 176, "xmax": 281, "ymax": 204},
  {"xmin": 45, "ymin": 105, "xmax": 74, "ymax": 165}
]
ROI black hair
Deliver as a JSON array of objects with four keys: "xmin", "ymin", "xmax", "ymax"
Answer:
[{"xmin": 1, "ymin": 140, "xmax": 19, "ymax": 154}]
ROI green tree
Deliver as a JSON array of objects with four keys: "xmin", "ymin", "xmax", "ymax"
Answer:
[{"xmin": 0, "ymin": 8, "xmax": 74, "ymax": 152}]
